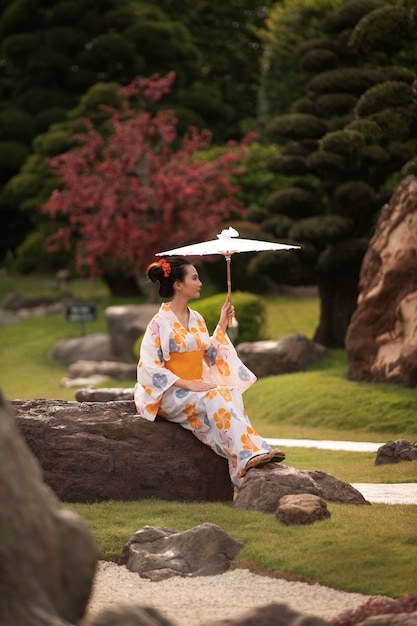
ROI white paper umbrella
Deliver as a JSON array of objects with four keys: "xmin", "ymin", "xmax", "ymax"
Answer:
[{"xmin": 156, "ymin": 226, "xmax": 300, "ymax": 303}]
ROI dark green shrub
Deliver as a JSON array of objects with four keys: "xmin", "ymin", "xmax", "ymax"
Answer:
[
  {"xmin": 356, "ymin": 81, "xmax": 413, "ymax": 117},
  {"xmin": 315, "ymin": 93, "xmax": 357, "ymax": 116},
  {"xmin": 317, "ymin": 238, "xmax": 369, "ymax": 274},
  {"xmin": 260, "ymin": 214, "xmax": 293, "ymax": 238},
  {"xmin": 0, "ymin": 109, "xmax": 36, "ymax": 142},
  {"xmin": 300, "ymin": 48, "xmax": 339, "ymax": 73},
  {"xmin": 193, "ymin": 292, "xmax": 267, "ymax": 343},
  {"xmin": 320, "ymin": 129, "xmax": 365, "ymax": 157},
  {"xmin": 333, "ymin": 180, "xmax": 377, "ymax": 218},
  {"xmin": 203, "ymin": 255, "xmax": 270, "ymax": 295},
  {"xmin": 266, "ymin": 186, "xmax": 318, "ymax": 218},
  {"xmin": 308, "ymin": 67, "xmax": 385, "ymax": 96},
  {"xmin": 267, "ymin": 154, "xmax": 308, "ymax": 176},
  {"xmin": 306, "ymin": 149, "xmax": 345, "ymax": 175},
  {"xmin": 349, "ymin": 6, "xmax": 412, "ymax": 54},
  {"xmin": 289, "ymin": 215, "xmax": 352, "ymax": 245},
  {"xmin": 321, "ymin": 0, "xmax": 383, "ymax": 34},
  {"xmin": 345, "ymin": 119, "xmax": 383, "ymax": 143},
  {"xmin": 266, "ymin": 113, "xmax": 328, "ymax": 141},
  {"xmin": 0, "ymin": 141, "xmax": 29, "ymax": 182}
]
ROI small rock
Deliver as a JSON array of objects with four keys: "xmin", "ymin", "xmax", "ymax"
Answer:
[
  {"xmin": 276, "ymin": 493, "xmax": 331, "ymax": 525},
  {"xmin": 119, "ymin": 523, "xmax": 244, "ymax": 581}
]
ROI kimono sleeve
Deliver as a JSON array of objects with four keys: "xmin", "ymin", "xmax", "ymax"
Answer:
[
  {"xmin": 203, "ymin": 324, "xmax": 257, "ymax": 393},
  {"xmin": 134, "ymin": 316, "xmax": 179, "ymax": 421}
]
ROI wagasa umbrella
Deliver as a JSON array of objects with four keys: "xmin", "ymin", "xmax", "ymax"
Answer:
[
  {"xmin": 156, "ymin": 226, "xmax": 300, "ymax": 297},
  {"xmin": 156, "ymin": 227, "xmax": 300, "ymax": 327}
]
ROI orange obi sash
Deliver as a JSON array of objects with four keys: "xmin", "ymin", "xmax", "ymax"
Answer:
[{"xmin": 165, "ymin": 350, "xmax": 204, "ymax": 380}]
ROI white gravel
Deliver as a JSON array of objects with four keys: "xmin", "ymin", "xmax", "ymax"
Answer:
[{"xmin": 86, "ymin": 562, "xmax": 379, "ymax": 625}]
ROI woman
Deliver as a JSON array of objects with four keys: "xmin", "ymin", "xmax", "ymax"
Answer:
[{"xmin": 134, "ymin": 256, "xmax": 285, "ymax": 488}]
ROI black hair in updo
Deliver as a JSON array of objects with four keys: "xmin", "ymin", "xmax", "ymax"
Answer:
[{"xmin": 146, "ymin": 256, "xmax": 193, "ymax": 298}]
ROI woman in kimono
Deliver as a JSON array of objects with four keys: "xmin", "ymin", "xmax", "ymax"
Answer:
[{"xmin": 134, "ymin": 256, "xmax": 285, "ymax": 488}]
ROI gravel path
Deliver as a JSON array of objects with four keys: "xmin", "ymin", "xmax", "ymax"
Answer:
[{"xmin": 86, "ymin": 562, "xmax": 379, "ymax": 625}]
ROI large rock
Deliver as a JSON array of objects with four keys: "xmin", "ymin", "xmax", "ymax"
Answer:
[
  {"xmin": 119, "ymin": 523, "xmax": 243, "ymax": 581},
  {"xmin": 105, "ymin": 304, "xmax": 159, "ymax": 363},
  {"xmin": 237, "ymin": 333, "xmax": 328, "ymax": 378},
  {"xmin": 234, "ymin": 464, "xmax": 369, "ymax": 512},
  {"xmin": 0, "ymin": 389, "xmax": 98, "ymax": 626},
  {"xmin": 12, "ymin": 398, "xmax": 234, "ymax": 503},
  {"xmin": 346, "ymin": 176, "xmax": 417, "ymax": 386},
  {"xmin": 375, "ymin": 439, "xmax": 417, "ymax": 465},
  {"xmin": 50, "ymin": 333, "xmax": 115, "ymax": 364}
]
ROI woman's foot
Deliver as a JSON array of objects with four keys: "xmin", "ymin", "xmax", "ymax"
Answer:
[{"xmin": 242, "ymin": 449, "xmax": 286, "ymax": 475}]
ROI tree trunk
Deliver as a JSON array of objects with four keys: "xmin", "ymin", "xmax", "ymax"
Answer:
[{"xmin": 313, "ymin": 270, "xmax": 359, "ymax": 348}]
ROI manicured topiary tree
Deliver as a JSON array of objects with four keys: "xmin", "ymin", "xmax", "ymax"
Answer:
[{"xmin": 252, "ymin": 0, "xmax": 417, "ymax": 347}]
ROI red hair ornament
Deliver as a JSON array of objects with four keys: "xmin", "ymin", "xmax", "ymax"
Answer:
[{"xmin": 159, "ymin": 258, "xmax": 171, "ymax": 278}]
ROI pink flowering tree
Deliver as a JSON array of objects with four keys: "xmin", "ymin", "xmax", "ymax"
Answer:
[{"xmin": 42, "ymin": 72, "xmax": 253, "ymax": 280}]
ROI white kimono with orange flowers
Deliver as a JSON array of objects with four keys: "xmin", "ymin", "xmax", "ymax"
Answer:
[{"xmin": 134, "ymin": 303, "xmax": 272, "ymax": 487}]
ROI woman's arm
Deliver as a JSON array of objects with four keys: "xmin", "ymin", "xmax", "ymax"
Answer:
[
  {"xmin": 218, "ymin": 295, "xmax": 235, "ymax": 334},
  {"xmin": 173, "ymin": 378, "xmax": 216, "ymax": 391}
]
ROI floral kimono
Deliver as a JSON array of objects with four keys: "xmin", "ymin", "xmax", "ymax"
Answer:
[{"xmin": 134, "ymin": 302, "xmax": 272, "ymax": 487}]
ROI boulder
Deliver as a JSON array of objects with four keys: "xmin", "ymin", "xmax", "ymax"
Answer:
[
  {"xmin": 83, "ymin": 606, "xmax": 174, "ymax": 626},
  {"xmin": 375, "ymin": 439, "xmax": 417, "ymax": 465},
  {"xmin": 66, "ymin": 360, "xmax": 137, "ymax": 380},
  {"xmin": 119, "ymin": 523, "xmax": 243, "ymax": 581},
  {"xmin": 105, "ymin": 304, "xmax": 159, "ymax": 363},
  {"xmin": 75, "ymin": 387, "xmax": 134, "ymax": 402},
  {"xmin": 50, "ymin": 333, "xmax": 115, "ymax": 364},
  {"xmin": 346, "ymin": 176, "xmax": 417, "ymax": 386},
  {"xmin": 237, "ymin": 333, "xmax": 329, "ymax": 378},
  {"xmin": 0, "ymin": 388, "xmax": 98, "ymax": 626},
  {"xmin": 204, "ymin": 602, "xmax": 330, "ymax": 626},
  {"xmin": 357, "ymin": 613, "xmax": 417, "ymax": 626},
  {"xmin": 276, "ymin": 493, "xmax": 331, "ymax": 525},
  {"xmin": 12, "ymin": 398, "xmax": 234, "ymax": 503},
  {"xmin": 234, "ymin": 464, "xmax": 369, "ymax": 512}
]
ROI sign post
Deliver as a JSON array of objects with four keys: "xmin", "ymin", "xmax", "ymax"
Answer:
[{"xmin": 66, "ymin": 304, "xmax": 97, "ymax": 336}]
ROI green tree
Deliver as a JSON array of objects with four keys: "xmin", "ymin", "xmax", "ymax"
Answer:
[
  {"xmin": 258, "ymin": 0, "xmax": 343, "ymax": 124},
  {"xmin": 252, "ymin": 0, "xmax": 417, "ymax": 348},
  {"xmin": 0, "ymin": 0, "xmax": 273, "ymax": 264}
]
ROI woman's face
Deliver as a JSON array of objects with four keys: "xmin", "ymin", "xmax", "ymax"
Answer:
[{"xmin": 175, "ymin": 264, "xmax": 202, "ymax": 300}]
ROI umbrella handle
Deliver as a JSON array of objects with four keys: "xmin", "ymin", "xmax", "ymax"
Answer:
[{"xmin": 226, "ymin": 255, "xmax": 233, "ymax": 327}]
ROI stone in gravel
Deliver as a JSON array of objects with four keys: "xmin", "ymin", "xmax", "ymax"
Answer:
[
  {"xmin": 82, "ymin": 605, "xmax": 174, "ymax": 626},
  {"xmin": 234, "ymin": 464, "xmax": 370, "ymax": 512},
  {"xmin": 119, "ymin": 523, "xmax": 244, "ymax": 582},
  {"xmin": 202, "ymin": 601, "xmax": 331, "ymax": 626},
  {"xmin": 276, "ymin": 493, "xmax": 331, "ymax": 524},
  {"xmin": 355, "ymin": 613, "xmax": 417, "ymax": 626}
]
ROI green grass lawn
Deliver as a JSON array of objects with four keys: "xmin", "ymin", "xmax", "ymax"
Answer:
[
  {"xmin": 2, "ymin": 272, "xmax": 417, "ymax": 598},
  {"xmin": 69, "ymin": 498, "xmax": 417, "ymax": 598}
]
